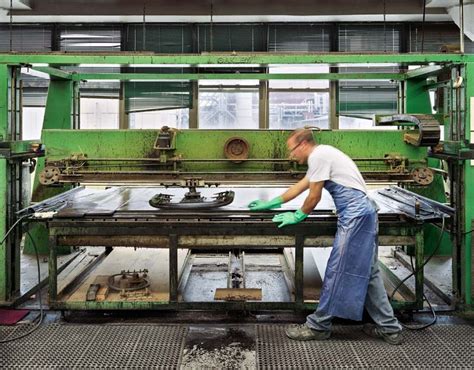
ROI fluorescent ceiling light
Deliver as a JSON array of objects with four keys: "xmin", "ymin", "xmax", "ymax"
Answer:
[
  {"xmin": 78, "ymin": 64, "xmax": 121, "ymax": 67},
  {"xmin": 129, "ymin": 79, "xmax": 188, "ymax": 82},
  {"xmin": 128, "ymin": 64, "xmax": 192, "ymax": 68},
  {"xmin": 70, "ymin": 43, "xmax": 120, "ymax": 47},
  {"xmin": 337, "ymin": 63, "xmax": 399, "ymax": 67},
  {"xmin": 60, "ymin": 34, "xmax": 114, "ymax": 39},
  {"xmin": 197, "ymin": 64, "xmax": 261, "ymax": 68},
  {"xmin": 21, "ymin": 68, "xmax": 50, "ymax": 80}
]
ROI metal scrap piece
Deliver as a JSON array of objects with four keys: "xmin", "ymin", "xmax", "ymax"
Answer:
[
  {"xmin": 378, "ymin": 114, "xmax": 441, "ymax": 147},
  {"xmin": 374, "ymin": 186, "xmax": 453, "ymax": 221},
  {"xmin": 149, "ymin": 190, "xmax": 235, "ymax": 210}
]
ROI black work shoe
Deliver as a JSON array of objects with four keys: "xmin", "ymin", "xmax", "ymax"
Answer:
[
  {"xmin": 363, "ymin": 324, "xmax": 403, "ymax": 345},
  {"xmin": 285, "ymin": 324, "xmax": 331, "ymax": 341}
]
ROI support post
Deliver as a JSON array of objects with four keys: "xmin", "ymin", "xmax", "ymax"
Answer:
[
  {"xmin": 0, "ymin": 159, "xmax": 8, "ymax": 302},
  {"xmin": 0, "ymin": 64, "xmax": 9, "ymax": 302},
  {"xmin": 189, "ymin": 81, "xmax": 199, "ymax": 128},
  {"xmin": 295, "ymin": 234, "xmax": 305, "ymax": 307},
  {"xmin": 119, "ymin": 82, "xmax": 129, "ymax": 129},
  {"xmin": 415, "ymin": 229, "xmax": 425, "ymax": 308},
  {"xmin": 259, "ymin": 79, "xmax": 269, "ymax": 129},
  {"xmin": 26, "ymin": 79, "xmax": 74, "ymax": 255},
  {"xmin": 463, "ymin": 62, "xmax": 473, "ymax": 307},
  {"xmin": 0, "ymin": 64, "xmax": 10, "ymax": 141},
  {"xmin": 48, "ymin": 235, "xmax": 58, "ymax": 303},
  {"xmin": 169, "ymin": 234, "xmax": 178, "ymax": 302}
]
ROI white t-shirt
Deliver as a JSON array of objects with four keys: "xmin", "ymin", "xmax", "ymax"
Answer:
[{"xmin": 306, "ymin": 144, "xmax": 367, "ymax": 194}]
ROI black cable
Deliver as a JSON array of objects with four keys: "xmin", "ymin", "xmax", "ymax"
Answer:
[
  {"xmin": 0, "ymin": 214, "xmax": 31, "ymax": 246},
  {"xmin": 421, "ymin": 0, "xmax": 427, "ymax": 53},
  {"xmin": 383, "ymin": 0, "xmax": 386, "ymax": 53},
  {"xmin": 389, "ymin": 217, "xmax": 445, "ymax": 330},
  {"xmin": 400, "ymin": 255, "xmax": 437, "ymax": 330},
  {"xmin": 0, "ymin": 229, "xmax": 44, "ymax": 343}
]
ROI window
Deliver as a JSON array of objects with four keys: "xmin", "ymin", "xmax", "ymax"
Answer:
[
  {"xmin": 270, "ymin": 92, "xmax": 329, "ymax": 129},
  {"xmin": 269, "ymin": 65, "xmax": 330, "ymax": 129},
  {"xmin": 80, "ymin": 98, "xmax": 119, "ymax": 129},
  {"xmin": 22, "ymin": 107, "xmax": 45, "ymax": 140},
  {"xmin": 0, "ymin": 26, "xmax": 52, "ymax": 52},
  {"xmin": 199, "ymin": 91, "xmax": 259, "ymax": 129},
  {"xmin": 129, "ymin": 109, "xmax": 189, "ymax": 129},
  {"xmin": 199, "ymin": 79, "xmax": 259, "ymax": 129},
  {"xmin": 60, "ymin": 27, "xmax": 121, "ymax": 52}
]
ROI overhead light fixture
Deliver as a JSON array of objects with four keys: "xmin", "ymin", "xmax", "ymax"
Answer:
[
  {"xmin": 78, "ymin": 64, "xmax": 121, "ymax": 67},
  {"xmin": 128, "ymin": 64, "xmax": 192, "ymax": 68},
  {"xmin": 60, "ymin": 34, "xmax": 113, "ymax": 39},
  {"xmin": 72, "ymin": 43, "xmax": 120, "ymax": 47},
  {"xmin": 21, "ymin": 68, "xmax": 50, "ymax": 80}
]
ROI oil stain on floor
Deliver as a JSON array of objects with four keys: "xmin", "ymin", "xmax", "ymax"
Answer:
[{"xmin": 181, "ymin": 325, "xmax": 256, "ymax": 369}]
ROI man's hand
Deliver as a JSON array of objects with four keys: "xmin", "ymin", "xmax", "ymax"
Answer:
[
  {"xmin": 248, "ymin": 196, "xmax": 283, "ymax": 211},
  {"xmin": 272, "ymin": 209, "xmax": 308, "ymax": 228}
]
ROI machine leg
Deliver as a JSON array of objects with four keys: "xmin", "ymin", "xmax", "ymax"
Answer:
[
  {"xmin": 48, "ymin": 235, "xmax": 58, "ymax": 303},
  {"xmin": 295, "ymin": 235, "xmax": 304, "ymax": 307},
  {"xmin": 169, "ymin": 234, "xmax": 178, "ymax": 302},
  {"xmin": 415, "ymin": 230, "xmax": 424, "ymax": 308}
]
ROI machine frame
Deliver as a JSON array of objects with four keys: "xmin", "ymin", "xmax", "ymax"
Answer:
[{"xmin": 0, "ymin": 53, "xmax": 472, "ymax": 312}]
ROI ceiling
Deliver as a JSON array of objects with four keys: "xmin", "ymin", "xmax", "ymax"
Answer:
[{"xmin": 0, "ymin": 0, "xmax": 454, "ymax": 23}]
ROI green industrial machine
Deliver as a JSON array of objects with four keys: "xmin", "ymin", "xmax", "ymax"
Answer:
[{"xmin": 0, "ymin": 53, "xmax": 472, "ymax": 313}]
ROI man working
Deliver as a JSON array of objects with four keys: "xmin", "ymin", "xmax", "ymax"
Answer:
[{"xmin": 248, "ymin": 128, "xmax": 403, "ymax": 345}]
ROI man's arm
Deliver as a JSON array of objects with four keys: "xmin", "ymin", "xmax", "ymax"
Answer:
[
  {"xmin": 300, "ymin": 181, "xmax": 324, "ymax": 214},
  {"xmin": 280, "ymin": 177, "xmax": 310, "ymax": 203},
  {"xmin": 271, "ymin": 181, "xmax": 324, "ymax": 228}
]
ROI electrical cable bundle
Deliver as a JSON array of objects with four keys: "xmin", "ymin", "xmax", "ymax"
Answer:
[{"xmin": 389, "ymin": 217, "xmax": 446, "ymax": 330}]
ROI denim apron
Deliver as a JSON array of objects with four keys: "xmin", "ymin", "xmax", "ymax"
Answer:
[{"xmin": 316, "ymin": 180, "xmax": 377, "ymax": 321}]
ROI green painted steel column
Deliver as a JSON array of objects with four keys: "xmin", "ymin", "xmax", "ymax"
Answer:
[
  {"xmin": 26, "ymin": 79, "xmax": 74, "ymax": 255},
  {"xmin": 405, "ymin": 74, "xmax": 453, "ymax": 256},
  {"xmin": 0, "ymin": 159, "xmax": 7, "ymax": 302},
  {"xmin": 405, "ymin": 77, "xmax": 432, "ymax": 114},
  {"xmin": 463, "ymin": 63, "xmax": 473, "ymax": 307},
  {"xmin": 0, "ymin": 64, "xmax": 9, "ymax": 141},
  {"xmin": 0, "ymin": 64, "xmax": 9, "ymax": 301},
  {"xmin": 32, "ymin": 79, "xmax": 74, "ymax": 201}
]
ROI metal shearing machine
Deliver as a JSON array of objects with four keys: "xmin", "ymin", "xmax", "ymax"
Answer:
[{"xmin": 0, "ymin": 53, "xmax": 473, "ymax": 314}]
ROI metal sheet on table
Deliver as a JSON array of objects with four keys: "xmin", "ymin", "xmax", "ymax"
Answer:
[
  {"xmin": 42, "ymin": 186, "xmax": 398, "ymax": 218},
  {"xmin": 53, "ymin": 187, "xmax": 338, "ymax": 218}
]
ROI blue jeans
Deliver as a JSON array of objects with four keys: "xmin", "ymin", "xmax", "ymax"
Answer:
[{"xmin": 306, "ymin": 245, "xmax": 402, "ymax": 334}]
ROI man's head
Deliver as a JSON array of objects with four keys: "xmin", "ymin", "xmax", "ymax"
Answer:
[{"xmin": 287, "ymin": 128, "xmax": 317, "ymax": 164}]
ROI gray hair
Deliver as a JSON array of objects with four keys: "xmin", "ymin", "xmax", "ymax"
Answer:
[{"xmin": 288, "ymin": 128, "xmax": 316, "ymax": 145}]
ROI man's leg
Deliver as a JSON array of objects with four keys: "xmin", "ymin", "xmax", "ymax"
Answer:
[
  {"xmin": 306, "ymin": 309, "xmax": 333, "ymax": 332},
  {"xmin": 364, "ymin": 248, "xmax": 402, "ymax": 333},
  {"xmin": 285, "ymin": 305, "xmax": 332, "ymax": 341},
  {"xmin": 285, "ymin": 310, "xmax": 332, "ymax": 341}
]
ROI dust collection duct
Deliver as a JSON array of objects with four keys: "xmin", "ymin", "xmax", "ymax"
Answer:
[{"xmin": 428, "ymin": 0, "xmax": 474, "ymax": 42}]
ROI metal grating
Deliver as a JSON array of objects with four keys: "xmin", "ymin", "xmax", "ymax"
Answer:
[
  {"xmin": 1, "ymin": 322, "xmax": 472, "ymax": 369},
  {"xmin": 0, "ymin": 323, "xmax": 187, "ymax": 369},
  {"xmin": 257, "ymin": 324, "xmax": 473, "ymax": 369}
]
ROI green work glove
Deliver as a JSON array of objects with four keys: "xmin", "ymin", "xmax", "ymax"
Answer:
[
  {"xmin": 248, "ymin": 196, "xmax": 283, "ymax": 211},
  {"xmin": 272, "ymin": 209, "xmax": 308, "ymax": 228}
]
